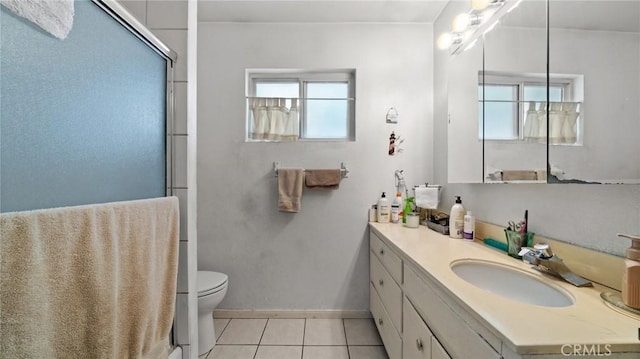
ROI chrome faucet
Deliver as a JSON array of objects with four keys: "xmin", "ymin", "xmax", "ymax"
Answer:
[{"xmin": 519, "ymin": 243, "xmax": 593, "ymax": 287}]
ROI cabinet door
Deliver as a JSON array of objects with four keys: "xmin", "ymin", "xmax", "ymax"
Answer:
[
  {"xmin": 402, "ymin": 296, "xmax": 431, "ymax": 359},
  {"xmin": 432, "ymin": 337, "xmax": 452, "ymax": 359}
]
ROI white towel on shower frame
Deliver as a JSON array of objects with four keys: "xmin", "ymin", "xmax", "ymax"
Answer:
[{"xmin": 1, "ymin": 0, "xmax": 75, "ymax": 39}]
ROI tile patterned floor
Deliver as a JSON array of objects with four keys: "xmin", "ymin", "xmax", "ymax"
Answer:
[{"xmin": 199, "ymin": 318, "xmax": 388, "ymax": 359}]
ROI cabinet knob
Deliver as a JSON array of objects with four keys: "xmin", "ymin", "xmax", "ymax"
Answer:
[
  {"xmin": 378, "ymin": 279, "xmax": 384, "ymax": 286},
  {"xmin": 379, "ymin": 248, "xmax": 384, "ymax": 255},
  {"xmin": 378, "ymin": 318, "xmax": 384, "ymax": 326},
  {"xmin": 416, "ymin": 338, "xmax": 424, "ymax": 351}
]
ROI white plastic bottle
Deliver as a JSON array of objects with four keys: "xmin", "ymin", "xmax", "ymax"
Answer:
[
  {"xmin": 449, "ymin": 196, "xmax": 466, "ymax": 239},
  {"xmin": 463, "ymin": 211, "xmax": 475, "ymax": 240},
  {"xmin": 391, "ymin": 193, "xmax": 402, "ymax": 223},
  {"xmin": 377, "ymin": 192, "xmax": 391, "ymax": 223}
]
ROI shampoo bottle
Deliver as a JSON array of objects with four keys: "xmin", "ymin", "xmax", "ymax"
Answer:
[
  {"xmin": 377, "ymin": 192, "xmax": 391, "ymax": 223},
  {"xmin": 391, "ymin": 193, "xmax": 402, "ymax": 223},
  {"xmin": 463, "ymin": 211, "xmax": 475, "ymax": 240},
  {"xmin": 449, "ymin": 196, "xmax": 466, "ymax": 239},
  {"xmin": 618, "ymin": 233, "xmax": 640, "ymax": 309}
]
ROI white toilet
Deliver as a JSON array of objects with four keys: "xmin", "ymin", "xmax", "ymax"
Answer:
[{"xmin": 197, "ymin": 271, "xmax": 228, "ymax": 355}]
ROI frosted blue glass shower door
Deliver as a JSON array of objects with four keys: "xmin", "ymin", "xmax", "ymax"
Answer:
[{"xmin": 0, "ymin": 0, "xmax": 170, "ymax": 212}]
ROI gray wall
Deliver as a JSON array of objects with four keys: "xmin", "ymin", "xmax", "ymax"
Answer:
[
  {"xmin": 434, "ymin": 1, "xmax": 640, "ymax": 257},
  {"xmin": 197, "ymin": 22, "xmax": 433, "ymax": 310}
]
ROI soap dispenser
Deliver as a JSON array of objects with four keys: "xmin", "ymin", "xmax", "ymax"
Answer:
[
  {"xmin": 449, "ymin": 196, "xmax": 465, "ymax": 239},
  {"xmin": 618, "ymin": 233, "xmax": 640, "ymax": 309}
]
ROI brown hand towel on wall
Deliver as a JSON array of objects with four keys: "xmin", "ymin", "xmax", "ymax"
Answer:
[
  {"xmin": 305, "ymin": 169, "xmax": 341, "ymax": 189},
  {"xmin": 278, "ymin": 168, "xmax": 305, "ymax": 212}
]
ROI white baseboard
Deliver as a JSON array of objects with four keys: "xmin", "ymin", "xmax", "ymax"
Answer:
[{"xmin": 213, "ymin": 309, "xmax": 372, "ymax": 319}]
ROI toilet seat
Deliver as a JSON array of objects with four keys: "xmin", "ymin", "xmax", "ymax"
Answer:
[{"xmin": 198, "ymin": 271, "xmax": 228, "ymax": 297}]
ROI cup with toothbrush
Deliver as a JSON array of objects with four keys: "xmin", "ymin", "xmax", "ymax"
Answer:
[{"xmin": 505, "ymin": 210, "xmax": 534, "ymax": 258}]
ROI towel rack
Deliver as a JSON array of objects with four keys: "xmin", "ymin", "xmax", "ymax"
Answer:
[
  {"xmin": 414, "ymin": 184, "xmax": 442, "ymax": 190},
  {"xmin": 273, "ymin": 162, "xmax": 349, "ymax": 178}
]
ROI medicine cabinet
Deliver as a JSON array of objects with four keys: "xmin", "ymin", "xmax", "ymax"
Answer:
[{"xmin": 447, "ymin": 0, "xmax": 640, "ymax": 184}]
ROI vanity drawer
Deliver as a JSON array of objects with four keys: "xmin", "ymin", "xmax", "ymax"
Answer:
[
  {"xmin": 404, "ymin": 265, "xmax": 501, "ymax": 359},
  {"xmin": 402, "ymin": 296, "xmax": 432, "ymax": 359},
  {"xmin": 370, "ymin": 230, "xmax": 403, "ymax": 283},
  {"xmin": 370, "ymin": 252, "xmax": 402, "ymax": 334},
  {"xmin": 370, "ymin": 283, "xmax": 402, "ymax": 359}
]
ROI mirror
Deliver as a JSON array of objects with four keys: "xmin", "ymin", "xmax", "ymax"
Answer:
[
  {"xmin": 482, "ymin": 0, "xmax": 548, "ymax": 183},
  {"xmin": 448, "ymin": 37, "xmax": 484, "ymax": 183},
  {"xmin": 447, "ymin": 0, "xmax": 640, "ymax": 184},
  {"xmin": 548, "ymin": 1, "xmax": 640, "ymax": 184}
]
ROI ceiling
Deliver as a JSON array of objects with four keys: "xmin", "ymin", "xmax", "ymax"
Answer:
[{"xmin": 198, "ymin": 0, "xmax": 449, "ymax": 23}]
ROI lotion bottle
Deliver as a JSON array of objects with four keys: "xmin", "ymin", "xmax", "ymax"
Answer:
[
  {"xmin": 618, "ymin": 233, "xmax": 640, "ymax": 309},
  {"xmin": 377, "ymin": 192, "xmax": 390, "ymax": 223},
  {"xmin": 463, "ymin": 211, "xmax": 475, "ymax": 240},
  {"xmin": 391, "ymin": 193, "xmax": 402, "ymax": 223},
  {"xmin": 449, "ymin": 196, "xmax": 465, "ymax": 239}
]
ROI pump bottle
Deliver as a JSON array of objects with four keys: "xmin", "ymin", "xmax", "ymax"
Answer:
[
  {"xmin": 391, "ymin": 193, "xmax": 402, "ymax": 223},
  {"xmin": 449, "ymin": 196, "xmax": 466, "ymax": 239},
  {"xmin": 618, "ymin": 233, "xmax": 640, "ymax": 309},
  {"xmin": 377, "ymin": 192, "xmax": 390, "ymax": 223}
]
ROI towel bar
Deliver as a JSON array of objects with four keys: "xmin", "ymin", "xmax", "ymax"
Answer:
[{"xmin": 273, "ymin": 162, "xmax": 349, "ymax": 178}]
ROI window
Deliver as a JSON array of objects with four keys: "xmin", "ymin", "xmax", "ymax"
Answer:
[
  {"xmin": 478, "ymin": 72, "xmax": 571, "ymax": 141},
  {"xmin": 246, "ymin": 70, "xmax": 356, "ymax": 141}
]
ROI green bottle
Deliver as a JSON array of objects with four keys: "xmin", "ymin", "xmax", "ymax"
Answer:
[{"xmin": 402, "ymin": 197, "xmax": 414, "ymax": 224}]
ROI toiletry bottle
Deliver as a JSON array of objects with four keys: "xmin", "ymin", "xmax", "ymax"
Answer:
[
  {"xmin": 391, "ymin": 193, "xmax": 402, "ymax": 223},
  {"xmin": 618, "ymin": 234, "xmax": 640, "ymax": 309},
  {"xmin": 377, "ymin": 192, "xmax": 390, "ymax": 223},
  {"xmin": 449, "ymin": 196, "xmax": 465, "ymax": 239},
  {"xmin": 463, "ymin": 211, "xmax": 475, "ymax": 240},
  {"xmin": 402, "ymin": 198, "xmax": 413, "ymax": 224}
]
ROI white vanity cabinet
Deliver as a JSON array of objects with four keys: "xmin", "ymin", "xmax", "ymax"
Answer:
[
  {"xmin": 370, "ymin": 228, "xmax": 500, "ymax": 359},
  {"xmin": 369, "ymin": 224, "xmax": 640, "ymax": 359}
]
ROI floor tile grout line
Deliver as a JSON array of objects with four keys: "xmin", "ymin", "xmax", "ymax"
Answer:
[
  {"xmin": 301, "ymin": 318, "xmax": 307, "ymax": 359},
  {"xmin": 342, "ymin": 319, "xmax": 351, "ymax": 359},
  {"xmin": 213, "ymin": 317, "xmax": 229, "ymax": 345},
  {"xmin": 252, "ymin": 318, "xmax": 270, "ymax": 359},
  {"xmin": 216, "ymin": 317, "xmax": 231, "ymax": 342}
]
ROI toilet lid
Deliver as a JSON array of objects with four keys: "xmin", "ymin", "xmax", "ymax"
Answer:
[{"xmin": 197, "ymin": 271, "xmax": 228, "ymax": 296}]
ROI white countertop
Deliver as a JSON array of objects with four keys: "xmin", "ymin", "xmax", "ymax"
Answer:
[{"xmin": 369, "ymin": 222, "xmax": 640, "ymax": 355}]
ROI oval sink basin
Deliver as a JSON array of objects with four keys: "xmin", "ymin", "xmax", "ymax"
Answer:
[{"xmin": 451, "ymin": 259, "xmax": 574, "ymax": 307}]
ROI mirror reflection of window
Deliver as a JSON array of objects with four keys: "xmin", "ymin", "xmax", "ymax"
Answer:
[
  {"xmin": 478, "ymin": 84, "xmax": 519, "ymax": 140},
  {"xmin": 478, "ymin": 71, "xmax": 578, "ymax": 143}
]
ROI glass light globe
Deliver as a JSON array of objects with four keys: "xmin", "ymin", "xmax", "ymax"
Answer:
[
  {"xmin": 471, "ymin": 0, "xmax": 492, "ymax": 11},
  {"xmin": 452, "ymin": 13, "xmax": 471, "ymax": 32},
  {"xmin": 437, "ymin": 33, "xmax": 453, "ymax": 50}
]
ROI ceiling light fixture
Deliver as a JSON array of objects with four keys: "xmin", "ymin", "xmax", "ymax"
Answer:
[
  {"xmin": 452, "ymin": 12, "xmax": 481, "ymax": 33},
  {"xmin": 438, "ymin": 0, "xmax": 512, "ymax": 54},
  {"xmin": 437, "ymin": 32, "xmax": 463, "ymax": 50},
  {"xmin": 471, "ymin": 0, "xmax": 506, "ymax": 11}
]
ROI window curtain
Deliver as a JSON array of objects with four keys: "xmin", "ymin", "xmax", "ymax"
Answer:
[
  {"xmin": 523, "ymin": 101, "xmax": 580, "ymax": 144},
  {"xmin": 250, "ymin": 97, "xmax": 299, "ymax": 141}
]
